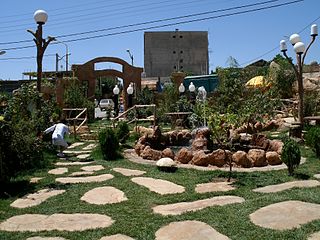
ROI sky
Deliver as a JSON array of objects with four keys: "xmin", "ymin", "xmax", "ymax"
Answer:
[{"xmin": 0, "ymin": 0, "xmax": 320, "ymax": 80}]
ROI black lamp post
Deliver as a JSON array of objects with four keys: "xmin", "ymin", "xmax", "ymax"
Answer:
[
  {"xmin": 127, "ymin": 84, "xmax": 134, "ymax": 108},
  {"xmin": 113, "ymin": 85, "xmax": 120, "ymax": 116},
  {"xmin": 126, "ymin": 49, "xmax": 134, "ymax": 66},
  {"xmin": 189, "ymin": 82, "xmax": 196, "ymax": 105},
  {"xmin": 179, "ymin": 83, "xmax": 185, "ymax": 96},
  {"xmin": 27, "ymin": 10, "xmax": 55, "ymax": 92}
]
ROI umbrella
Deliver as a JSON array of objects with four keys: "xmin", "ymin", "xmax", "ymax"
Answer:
[{"xmin": 246, "ymin": 76, "xmax": 271, "ymax": 88}]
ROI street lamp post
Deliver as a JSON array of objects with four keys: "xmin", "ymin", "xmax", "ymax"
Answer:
[
  {"xmin": 189, "ymin": 82, "xmax": 196, "ymax": 104},
  {"xmin": 197, "ymin": 86, "xmax": 207, "ymax": 127},
  {"xmin": 178, "ymin": 83, "xmax": 185, "ymax": 96},
  {"xmin": 113, "ymin": 84, "xmax": 120, "ymax": 117},
  {"xmin": 280, "ymin": 24, "xmax": 318, "ymax": 133},
  {"xmin": 127, "ymin": 83, "xmax": 134, "ymax": 108},
  {"xmin": 55, "ymin": 39, "xmax": 70, "ymax": 72},
  {"xmin": 126, "ymin": 49, "xmax": 134, "ymax": 66},
  {"xmin": 27, "ymin": 10, "xmax": 55, "ymax": 92}
]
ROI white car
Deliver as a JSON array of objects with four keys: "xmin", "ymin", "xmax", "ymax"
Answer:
[{"xmin": 99, "ymin": 99, "xmax": 114, "ymax": 110}]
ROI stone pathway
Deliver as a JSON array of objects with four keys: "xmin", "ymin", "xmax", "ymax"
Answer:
[
  {"xmin": 153, "ymin": 196, "xmax": 245, "ymax": 216},
  {"xmin": 131, "ymin": 177, "xmax": 185, "ymax": 195},
  {"xmin": 81, "ymin": 186, "xmax": 127, "ymax": 205},
  {"xmin": 30, "ymin": 177, "xmax": 43, "ymax": 183},
  {"xmin": 253, "ymin": 180, "xmax": 320, "ymax": 193},
  {"xmin": 55, "ymin": 161, "xmax": 93, "ymax": 166},
  {"xmin": 250, "ymin": 200, "xmax": 320, "ymax": 230},
  {"xmin": 63, "ymin": 150, "xmax": 91, "ymax": 155},
  {"xmin": 0, "ymin": 213, "xmax": 114, "ymax": 232},
  {"xmin": 100, "ymin": 234, "xmax": 135, "ymax": 240},
  {"xmin": 10, "ymin": 189, "xmax": 65, "ymax": 208},
  {"xmin": 26, "ymin": 237, "xmax": 67, "ymax": 240},
  {"xmin": 195, "ymin": 181, "xmax": 236, "ymax": 193},
  {"xmin": 76, "ymin": 154, "xmax": 91, "ymax": 160},
  {"xmin": 82, "ymin": 143, "xmax": 97, "ymax": 150},
  {"xmin": 314, "ymin": 174, "xmax": 320, "ymax": 179},
  {"xmin": 48, "ymin": 167, "xmax": 68, "ymax": 175},
  {"xmin": 56, "ymin": 174, "xmax": 114, "ymax": 184},
  {"xmin": 308, "ymin": 231, "xmax": 320, "ymax": 240},
  {"xmin": 112, "ymin": 167, "xmax": 146, "ymax": 176},
  {"xmin": 81, "ymin": 165, "xmax": 105, "ymax": 172},
  {"xmin": 67, "ymin": 142, "xmax": 85, "ymax": 149},
  {"xmin": 69, "ymin": 171, "xmax": 94, "ymax": 176},
  {"xmin": 155, "ymin": 220, "xmax": 230, "ymax": 240}
]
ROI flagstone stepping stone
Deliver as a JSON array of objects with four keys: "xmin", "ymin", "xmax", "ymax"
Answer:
[
  {"xmin": 77, "ymin": 154, "xmax": 91, "ymax": 160},
  {"xmin": 83, "ymin": 143, "xmax": 97, "ymax": 150},
  {"xmin": 67, "ymin": 142, "xmax": 85, "ymax": 149},
  {"xmin": 195, "ymin": 181, "xmax": 236, "ymax": 193},
  {"xmin": 27, "ymin": 237, "xmax": 67, "ymax": 240},
  {"xmin": 131, "ymin": 177, "xmax": 185, "ymax": 195},
  {"xmin": 56, "ymin": 174, "xmax": 114, "ymax": 184},
  {"xmin": 48, "ymin": 168, "xmax": 68, "ymax": 175},
  {"xmin": 153, "ymin": 196, "xmax": 245, "ymax": 216},
  {"xmin": 30, "ymin": 177, "xmax": 43, "ymax": 183},
  {"xmin": 112, "ymin": 167, "xmax": 146, "ymax": 176},
  {"xmin": 0, "ymin": 213, "xmax": 114, "ymax": 232},
  {"xmin": 100, "ymin": 234, "xmax": 135, "ymax": 240},
  {"xmin": 250, "ymin": 200, "xmax": 320, "ymax": 230},
  {"xmin": 308, "ymin": 231, "xmax": 320, "ymax": 240},
  {"xmin": 63, "ymin": 150, "xmax": 91, "ymax": 155},
  {"xmin": 10, "ymin": 189, "xmax": 65, "ymax": 209},
  {"xmin": 81, "ymin": 165, "xmax": 104, "ymax": 172},
  {"xmin": 81, "ymin": 186, "xmax": 127, "ymax": 205},
  {"xmin": 155, "ymin": 220, "xmax": 230, "ymax": 240},
  {"xmin": 253, "ymin": 180, "xmax": 320, "ymax": 193},
  {"xmin": 69, "ymin": 171, "xmax": 94, "ymax": 176},
  {"xmin": 314, "ymin": 174, "xmax": 320, "ymax": 179},
  {"xmin": 55, "ymin": 161, "xmax": 93, "ymax": 166}
]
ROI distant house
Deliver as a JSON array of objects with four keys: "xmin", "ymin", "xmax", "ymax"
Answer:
[{"xmin": 183, "ymin": 74, "xmax": 219, "ymax": 93}]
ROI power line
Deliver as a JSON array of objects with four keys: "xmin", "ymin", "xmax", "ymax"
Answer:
[
  {"xmin": 0, "ymin": 54, "xmax": 56, "ymax": 61},
  {"xmin": 0, "ymin": 0, "xmax": 292, "ymax": 46}
]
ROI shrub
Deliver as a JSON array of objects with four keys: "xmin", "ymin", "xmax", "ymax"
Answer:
[
  {"xmin": 281, "ymin": 137, "xmax": 301, "ymax": 176},
  {"xmin": 99, "ymin": 127, "xmax": 119, "ymax": 160},
  {"xmin": 116, "ymin": 121, "xmax": 130, "ymax": 144},
  {"xmin": 305, "ymin": 126, "xmax": 320, "ymax": 157}
]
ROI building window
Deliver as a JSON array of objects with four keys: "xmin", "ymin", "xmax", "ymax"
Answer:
[
  {"xmin": 180, "ymin": 66, "xmax": 183, "ymax": 69},
  {"xmin": 180, "ymin": 50, "xmax": 183, "ymax": 54},
  {"xmin": 173, "ymin": 51, "xmax": 176, "ymax": 54},
  {"xmin": 180, "ymin": 59, "xmax": 183, "ymax": 63},
  {"xmin": 180, "ymin": 35, "xmax": 183, "ymax": 38},
  {"xmin": 174, "ymin": 66, "xmax": 177, "ymax": 69},
  {"xmin": 173, "ymin": 35, "xmax": 176, "ymax": 38}
]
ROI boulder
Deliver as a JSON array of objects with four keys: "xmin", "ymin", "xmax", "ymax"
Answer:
[
  {"xmin": 175, "ymin": 147, "xmax": 193, "ymax": 164},
  {"xmin": 156, "ymin": 158, "xmax": 176, "ymax": 167},
  {"xmin": 191, "ymin": 151, "xmax": 211, "ymax": 166},
  {"xmin": 240, "ymin": 133, "xmax": 253, "ymax": 145},
  {"xmin": 251, "ymin": 134, "xmax": 270, "ymax": 150},
  {"xmin": 268, "ymin": 140, "xmax": 283, "ymax": 154},
  {"xmin": 208, "ymin": 149, "xmax": 228, "ymax": 167},
  {"xmin": 262, "ymin": 120, "xmax": 279, "ymax": 131},
  {"xmin": 162, "ymin": 148, "xmax": 175, "ymax": 159},
  {"xmin": 248, "ymin": 149, "xmax": 267, "ymax": 167},
  {"xmin": 266, "ymin": 151, "xmax": 282, "ymax": 165},
  {"xmin": 191, "ymin": 135, "xmax": 208, "ymax": 151},
  {"xmin": 134, "ymin": 142, "xmax": 146, "ymax": 156},
  {"xmin": 232, "ymin": 151, "xmax": 252, "ymax": 168},
  {"xmin": 140, "ymin": 146, "xmax": 162, "ymax": 160},
  {"xmin": 254, "ymin": 121, "xmax": 263, "ymax": 132}
]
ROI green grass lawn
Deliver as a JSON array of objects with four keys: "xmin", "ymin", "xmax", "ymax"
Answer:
[{"xmin": 0, "ymin": 144, "xmax": 320, "ymax": 240}]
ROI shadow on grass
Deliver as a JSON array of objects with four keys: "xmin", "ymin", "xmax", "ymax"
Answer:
[
  {"xmin": 0, "ymin": 180, "xmax": 35, "ymax": 199},
  {"xmin": 294, "ymin": 172, "xmax": 310, "ymax": 180}
]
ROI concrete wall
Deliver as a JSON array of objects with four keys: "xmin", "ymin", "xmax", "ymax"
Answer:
[{"xmin": 144, "ymin": 31, "xmax": 209, "ymax": 77}]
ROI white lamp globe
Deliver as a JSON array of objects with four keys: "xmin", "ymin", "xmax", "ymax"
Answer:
[
  {"xmin": 289, "ymin": 34, "xmax": 301, "ymax": 45},
  {"xmin": 311, "ymin": 24, "xmax": 318, "ymax": 36},
  {"xmin": 178, "ymin": 83, "xmax": 185, "ymax": 93},
  {"xmin": 113, "ymin": 85, "xmax": 120, "ymax": 95},
  {"xmin": 280, "ymin": 40, "xmax": 287, "ymax": 52},
  {"xmin": 34, "ymin": 10, "xmax": 48, "ymax": 24},
  {"xmin": 127, "ymin": 85, "xmax": 133, "ymax": 95},
  {"xmin": 189, "ymin": 82, "xmax": 195, "ymax": 92},
  {"xmin": 294, "ymin": 42, "xmax": 305, "ymax": 54}
]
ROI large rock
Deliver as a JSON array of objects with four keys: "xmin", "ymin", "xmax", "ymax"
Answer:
[
  {"xmin": 266, "ymin": 151, "xmax": 282, "ymax": 165},
  {"xmin": 191, "ymin": 135, "xmax": 208, "ymax": 151},
  {"xmin": 156, "ymin": 158, "xmax": 176, "ymax": 167},
  {"xmin": 262, "ymin": 120, "xmax": 279, "ymax": 131},
  {"xmin": 268, "ymin": 140, "xmax": 283, "ymax": 154},
  {"xmin": 134, "ymin": 142, "xmax": 146, "ymax": 156},
  {"xmin": 208, "ymin": 149, "xmax": 228, "ymax": 167},
  {"xmin": 248, "ymin": 149, "xmax": 267, "ymax": 167},
  {"xmin": 175, "ymin": 147, "xmax": 193, "ymax": 164},
  {"xmin": 140, "ymin": 146, "xmax": 162, "ymax": 160},
  {"xmin": 251, "ymin": 134, "xmax": 270, "ymax": 150},
  {"xmin": 162, "ymin": 148, "xmax": 175, "ymax": 159},
  {"xmin": 232, "ymin": 151, "xmax": 252, "ymax": 168},
  {"xmin": 191, "ymin": 151, "xmax": 211, "ymax": 166}
]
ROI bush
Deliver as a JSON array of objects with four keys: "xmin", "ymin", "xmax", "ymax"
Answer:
[
  {"xmin": 99, "ymin": 127, "xmax": 119, "ymax": 160},
  {"xmin": 281, "ymin": 137, "xmax": 301, "ymax": 176},
  {"xmin": 305, "ymin": 126, "xmax": 320, "ymax": 157},
  {"xmin": 116, "ymin": 121, "xmax": 130, "ymax": 144}
]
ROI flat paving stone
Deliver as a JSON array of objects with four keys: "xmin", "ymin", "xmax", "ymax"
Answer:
[
  {"xmin": 67, "ymin": 142, "xmax": 85, "ymax": 149},
  {"xmin": 10, "ymin": 189, "xmax": 65, "ymax": 209},
  {"xmin": 153, "ymin": 196, "xmax": 245, "ymax": 216},
  {"xmin": 81, "ymin": 165, "xmax": 104, "ymax": 172},
  {"xmin": 131, "ymin": 177, "xmax": 185, "ymax": 195},
  {"xmin": 69, "ymin": 171, "xmax": 94, "ymax": 176},
  {"xmin": 195, "ymin": 181, "xmax": 236, "ymax": 193},
  {"xmin": 77, "ymin": 154, "xmax": 91, "ymax": 159},
  {"xmin": 81, "ymin": 186, "xmax": 127, "ymax": 205},
  {"xmin": 100, "ymin": 234, "xmax": 135, "ymax": 240},
  {"xmin": 30, "ymin": 177, "xmax": 43, "ymax": 183},
  {"xmin": 0, "ymin": 213, "xmax": 114, "ymax": 232},
  {"xmin": 250, "ymin": 200, "xmax": 320, "ymax": 230},
  {"xmin": 82, "ymin": 143, "xmax": 97, "ymax": 150},
  {"xmin": 112, "ymin": 167, "xmax": 146, "ymax": 176},
  {"xmin": 155, "ymin": 220, "xmax": 230, "ymax": 240},
  {"xmin": 48, "ymin": 168, "xmax": 68, "ymax": 175},
  {"xmin": 308, "ymin": 231, "xmax": 320, "ymax": 240},
  {"xmin": 27, "ymin": 237, "xmax": 67, "ymax": 240},
  {"xmin": 56, "ymin": 174, "xmax": 114, "ymax": 184},
  {"xmin": 253, "ymin": 180, "xmax": 320, "ymax": 193},
  {"xmin": 314, "ymin": 174, "xmax": 320, "ymax": 179},
  {"xmin": 55, "ymin": 161, "xmax": 93, "ymax": 166},
  {"xmin": 63, "ymin": 150, "xmax": 91, "ymax": 155}
]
